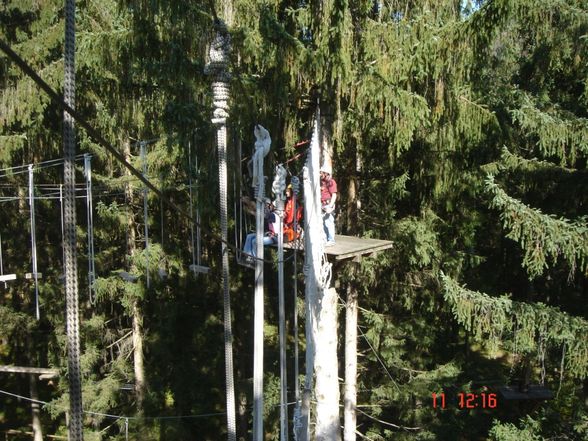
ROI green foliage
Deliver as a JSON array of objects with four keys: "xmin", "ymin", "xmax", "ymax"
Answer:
[
  {"xmin": 511, "ymin": 93, "xmax": 588, "ymax": 165},
  {"xmin": 441, "ymin": 273, "xmax": 588, "ymax": 378},
  {"xmin": 486, "ymin": 175, "xmax": 588, "ymax": 278},
  {"xmin": 489, "ymin": 416, "xmax": 543, "ymax": 441}
]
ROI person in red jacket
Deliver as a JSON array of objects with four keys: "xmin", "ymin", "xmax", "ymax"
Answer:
[{"xmin": 283, "ymin": 184, "xmax": 303, "ymax": 242}]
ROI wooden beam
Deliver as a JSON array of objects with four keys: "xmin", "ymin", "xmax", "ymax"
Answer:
[{"xmin": 0, "ymin": 365, "xmax": 59, "ymax": 378}]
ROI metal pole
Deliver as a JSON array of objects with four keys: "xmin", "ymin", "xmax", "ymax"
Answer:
[
  {"xmin": 63, "ymin": 0, "xmax": 84, "ymax": 438},
  {"xmin": 28, "ymin": 165, "xmax": 39, "ymax": 320},
  {"xmin": 140, "ymin": 141, "xmax": 150, "ymax": 289},
  {"xmin": 84, "ymin": 154, "xmax": 95, "ymax": 303},
  {"xmin": 253, "ymin": 178, "xmax": 265, "ymax": 441}
]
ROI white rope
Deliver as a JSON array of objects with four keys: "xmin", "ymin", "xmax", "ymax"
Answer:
[
  {"xmin": 252, "ymin": 125, "xmax": 270, "ymax": 441},
  {"xmin": 291, "ymin": 175, "xmax": 301, "ymax": 422},
  {"xmin": 140, "ymin": 142, "xmax": 150, "ymax": 289},
  {"xmin": 205, "ymin": 20, "xmax": 236, "ymax": 441},
  {"xmin": 188, "ymin": 141, "xmax": 197, "ymax": 268},
  {"xmin": 273, "ymin": 164, "xmax": 288, "ymax": 441},
  {"xmin": 84, "ymin": 154, "xmax": 96, "ymax": 304},
  {"xmin": 28, "ymin": 165, "xmax": 40, "ymax": 320},
  {"xmin": 63, "ymin": 1, "xmax": 84, "ymax": 438}
]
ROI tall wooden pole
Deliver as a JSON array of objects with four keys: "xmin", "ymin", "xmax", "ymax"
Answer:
[{"xmin": 344, "ymin": 279, "xmax": 358, "ymax": 441}]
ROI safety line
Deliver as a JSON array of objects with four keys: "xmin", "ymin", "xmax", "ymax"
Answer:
[{"xmin": 0, "ymin": 389, "xmax": 225, "ymax": 421}]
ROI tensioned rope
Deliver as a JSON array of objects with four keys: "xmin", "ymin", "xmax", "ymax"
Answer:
[
  {"xmin": 0, "ymin": 389, "xmax": 225, "ymax": 421},
  {"xmin": 204, "ymin": 19, "xmax": 236, "ymax": 441},
  {"xmin": 0, "ymin": 38, "xmax": 288, "ymax": 266},
  {"xmin": 272, "ymin": 164, "xmax": 288, "ymax": 441},
  {"xmin": 63, "ymin": 0, "xmax": 84, "ymax": 439}
]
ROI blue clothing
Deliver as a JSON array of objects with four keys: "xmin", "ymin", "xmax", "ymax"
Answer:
[
  {"xmin": 243, "ymin": 233, "xmax": 275, "ymax": 257},
  {"xmin": 323, "ymin": 212, "xmax": 335, "ymax": 243}
]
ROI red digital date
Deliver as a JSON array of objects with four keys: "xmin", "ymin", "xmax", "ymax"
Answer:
[{"xmin": 432, "ymin": 391, "xmax": 498, "ymax": 409}]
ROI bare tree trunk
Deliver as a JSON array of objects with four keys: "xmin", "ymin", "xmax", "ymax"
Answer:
[
  {"xmin": 124, "ymin": 138, "xmax": 146, "ymax": 412},
  {"xmin": 315, "ymin": 287, "xmax": 341, "ymax": 441},
  {"xmin": 30, "ymin": 374, "xmax": 43, "ymax": 441},
  {"xmin": 344, "ymin": 142, "xmax": 361, "ymax": 441},
  {"xmin": 344, "ymin": 282, "xmax": 358, "ymax": 441}
]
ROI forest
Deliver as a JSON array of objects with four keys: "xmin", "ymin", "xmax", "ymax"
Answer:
[{"xmin": 1, "ymin": 0, "xmax": 587, "ymax": 440}]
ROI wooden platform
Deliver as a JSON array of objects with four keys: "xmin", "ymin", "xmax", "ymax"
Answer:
[
  {"xmin": 498, "ymin": 385, "xmax": 554, "ymax": 401},
  {"xmin": 282, "ymin": 234, "xmax": 393, "ymax": 261}
]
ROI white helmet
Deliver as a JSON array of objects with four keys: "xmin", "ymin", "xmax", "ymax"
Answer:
[{"xmin": 320, "ymin": 164, "xmax": 332, "ymax": 175}]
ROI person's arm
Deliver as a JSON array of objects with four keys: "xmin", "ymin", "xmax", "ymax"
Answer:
[{"xmin": 329, "ymin": 192, "xmax": 337, "ymax": 207}]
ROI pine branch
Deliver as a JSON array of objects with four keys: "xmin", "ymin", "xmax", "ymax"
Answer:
[
  {"xmin": 510, "ymin": 94, "xmax": 588, "ymax": 164},
  {"xmin": 486, "ymin": 175, "xmax": 588, "ymax": 278},
  {"xmin": 441, "ymin": 273, "xmax": 588, "ymax": 378}
]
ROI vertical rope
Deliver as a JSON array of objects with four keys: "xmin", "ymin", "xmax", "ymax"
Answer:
[
  {"xmin": 250, "ymin": 124, "xmax": 271, "ymax": 441},
  {"xmin": 205, "ymin": 21, "xmax": 236, "ymax": 441},
  {"xmin": 84, "ymin": 154, "xmax": 96, "ymax": 304},
  {"xmin": 63, "ymin": 0, "xmax": 84, "ymax": 438},
  {"xmin": 195, "ymin": 155, "xmax": 203, "ymax": 268},
  {"xmin": 273, "ymin": 165, "xmax": 288, "ymax": 441},
  {"xmin": 28, "ymin": 165, "xmax": 40, "ymax": 320},
  {"xmin": 0, "ymin": 233, "xmax": 4, "ymax": 283},
  {"xmin": 188, "ymin": 141, "xmax": 197, "ymax": 269},
  {"xmin": 140, "ymin": 142, "xmax": 150, "ymax": 289},
  {"xmin": 291, "ymin": 176, "xmax": 301, "ymax": 439}
]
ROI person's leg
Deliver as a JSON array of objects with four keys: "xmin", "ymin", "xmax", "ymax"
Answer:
[
  {"xmin": 263, "ymin": 236, "xmax": 276, "ymax": 246},
  {"xmin": 324, "ymin": 213, "xmax": 335, "ymax": 243},
  {"xmin": 243, "ymin": 233, "xmax": 254, "ymax": 255}
]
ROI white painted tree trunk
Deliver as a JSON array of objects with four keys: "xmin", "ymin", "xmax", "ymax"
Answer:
[
  {"xmin": 300, "ymin": 110, "xmax": 341, "ymax": 441},
  {"xmin": 344, "ymin": 283, "xmax": 358, "ymax": 441},
  {"xmin": 315, "ymin": 287, "xmax": 341, "ymax": 441}
]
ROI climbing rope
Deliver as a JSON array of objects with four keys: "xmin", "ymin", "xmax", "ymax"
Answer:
[
  {"xmin": 84, "ymin": 154, "xmax": 96, "ymax": 304},
  {"xmin": 204, "ymin": 20, "xmax": 236, "ymax": 441},
  {"xmin": 273, "ymin": 164, "xmax": 288, "ymax": 441},
  {"xmin": 291, "ymin": 175, "xmax": 301, "ymax": 417},
  {"xmin": 27, "ymin": 165, "xmax": 40, "ymax": 320},
  {"xmin": 63, "ymin": 0, "xmax": 84, "ymax": 439},
  {"xmin": 140, "ymin": 142, "xmax": 150, "ymax": 289}
]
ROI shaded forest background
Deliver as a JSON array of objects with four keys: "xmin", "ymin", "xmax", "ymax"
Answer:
[{"xmin": 1, "ymin": 0, "xmax": 587, "ymax": 439}]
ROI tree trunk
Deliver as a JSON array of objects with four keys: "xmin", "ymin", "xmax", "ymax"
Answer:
[
  {"xmin": 29, "ymin": 374, "xmax": 43, "ymax": 441},
  {"xmin": 344, "ymin": 281, "xmax": 358, "ymax": 441},
  {"xmin": 344, "ymin": 141, "xmax": 361, "ymax": 441},
  {"xmin": 315, "ymin": 287, "xmax": 341, "ymax": 441},
  {"xmin": 124, "ymin": 138, "xmax": 146, "ymax": 412},
  {"xmin": 305, "ymin": 108, "xmax": 341, "ymax": 441}
]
